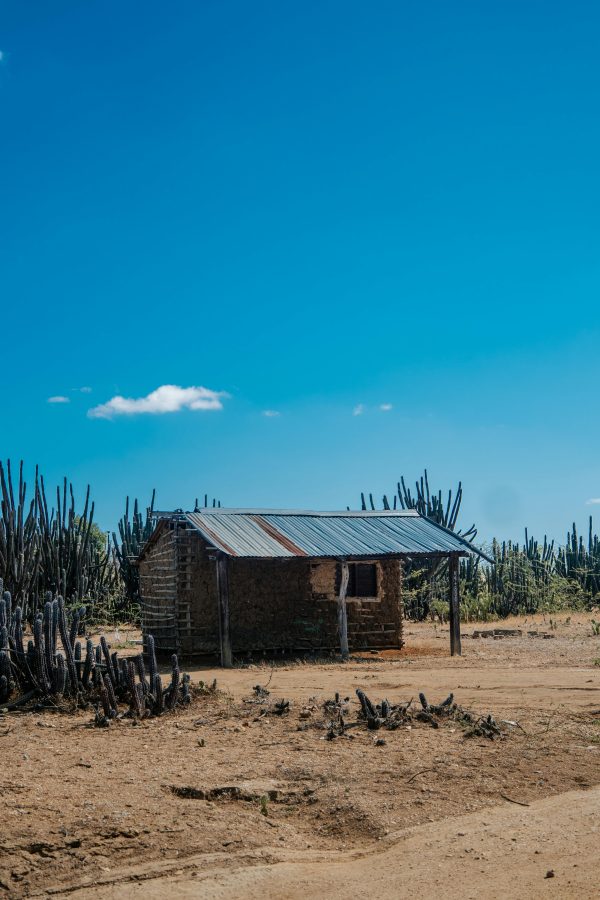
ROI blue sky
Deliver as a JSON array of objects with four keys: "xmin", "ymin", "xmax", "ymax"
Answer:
[{"xmin": 1, "ymin": 1, "xmax": 600, "ymax": 543}]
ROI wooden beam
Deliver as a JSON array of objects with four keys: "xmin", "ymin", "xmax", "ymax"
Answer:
[
  {"xmin": 338, "ymin": 560, "xmax": 350, "ymax": 660},
  {"xmin": 215, "ymin": 553, "xmax": 233, "ymax": 668},
  {"xmin": 448, "ymin": 553, "xmax": 462, "ymax": 657}
]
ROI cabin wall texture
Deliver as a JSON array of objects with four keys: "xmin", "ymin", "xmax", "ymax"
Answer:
[
  {"xmin": 309, "ymin": 559, "xmax": 404, "ymax": 650},
  {"xmin": 138, "ymin": 523, "xmax": 179, "ymax": 654},
  {"xmin": 140, "ymin": 525, "xmax": 404, "ymax": 657},
  {"xmin": 229, "ymin": 557, "xmax": 329, "ymax": 651}
]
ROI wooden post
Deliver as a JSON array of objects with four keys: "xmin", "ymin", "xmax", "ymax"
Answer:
[
  {"xmin": 338, "ymin": 560, "xmax": 350, "ymax": 660},
  {"xmin": 396, "ymin": 558, "xmax": 404, "ymax": 649},
  {"xmin": 448, "ymin": 554, "xmax": 462, "ymax": 657},
  {"xmin": 215, "ymin": 553, "xmax": 233, "ymax": 668}
]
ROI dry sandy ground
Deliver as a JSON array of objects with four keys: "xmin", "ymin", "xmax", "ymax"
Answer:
[{"xmin": 1, "ymin": 613, "xmax": 599, "ymax": 899}]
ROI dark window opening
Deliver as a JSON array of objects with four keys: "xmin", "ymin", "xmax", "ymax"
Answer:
[{"xmin": 336, "ymin": 562, "xmax": 378, "ymax": 598}]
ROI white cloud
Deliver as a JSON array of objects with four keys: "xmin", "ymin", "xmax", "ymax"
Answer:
[
  {"xmin": 586, "ymin": 498, "xmax": 600, "ymax": 505},
  {"xmin": 88, "ymin": 384, "xmax": 228, "ymax": 419},
  {"xmin": 262, "ymin": 410, "xmax": 280, "ymax": 418},
  {"xmin": 48, "ymin": 395, "xmax": 70, "ymax": 404},
  {"xmin": 379, "ymin": 403, "xmax": 393, "ymax": 412},
  {"xmin": 353, "ymin": 404, "xmax": 365, "ymax": 416},
  {"xmin": 75, "ymin": 386, "xmax": 92, "ymax": 394}
]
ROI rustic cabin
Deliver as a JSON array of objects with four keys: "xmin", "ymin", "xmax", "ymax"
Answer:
[{"xmin": 138, "ymin": 508, "xmax": 488, "ymax": 665}]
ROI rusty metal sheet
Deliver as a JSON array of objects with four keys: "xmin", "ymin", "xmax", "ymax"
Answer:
[{"xmin": 181, "ymin": 509, "xmax": 486, "ymax": 560}]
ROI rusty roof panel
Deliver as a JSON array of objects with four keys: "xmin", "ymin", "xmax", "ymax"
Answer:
[
  {"xmin": 185, "ymin": 512, "xmax": 296, "ymax": 557},
  {"xmin": 180, "ymin": 509, "xmax": 486, "ymax": 560}
]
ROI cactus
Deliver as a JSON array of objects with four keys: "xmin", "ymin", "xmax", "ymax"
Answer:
[
  {"xmin": 100, "ymin": 636, "xmax": 115, "ymax": 687},
  {"xmin": 181, "ymin": 672, "xmax": 191, "ymax": 705},
  {"xmin": 13, "ymin": 606, "xmax": 24, "ymax": 663},
  {"xmin": 52, "ymin": 653, "xmax": 67, "ymax": 696},
  {"xmin": 69, "ymin": 607, "xmax": 82, "ymax": 650},
  {"xmin": 127, "ymin": 661, "xmax": 144, "ymax": 718},
  {"xmin": 118, "ymin": 657, "xmax": 129, "ymax": 690},
  {"xmin": 151, "ymin": 672, "xmax": 164, "ymax": 715},
  {"xmin": 134, "ymin": 654, "xmax": 149, "ymax": 695},
  {"xmin": 99, "ymin": 681, "xmax": 113, "ymax": 719},
  {"xmin": 146, "ymin": 634, "xmax": 158, "ymax": 683},
  {"xmin": 74, "ymin": 641, "xmax": 82, "ymax": 682},
  {"xmin": 165, "ymin": 655, "xmax": 180, "ymax": 710},
  {"xmin": 110, "ymin": 652, "xmax": 121, "ymax": 690},
  {"xmin": 0, "ymin": 649, "xmax": 11, "ymax": 683},
  {"xmin": 32, "ymin": 614, "xmax": 51, "ymax": 692},
  {"xmin": 135, "ymin": 683, "xmax": 145, "ymax": 716},
  {"xmin": 0, "ymin": 460, "xmax": 123, "ymax": 620},
  {"xmin": 81, "ymin": 639, "xmax": 94, "ymax": 688},
  {"xmin": 112, "ymin": 492, "xmax": 156, "ymax": 608},
  {"xmin": 43, "ymin": 598, "xmax": 54, "ymax": 678},
  {"xmin": 57, "ymin": 597, "xmax": 78, "ymax": 694},
  {"xmin": 358, "ymin": 469, "xmax": 481, "ymax": 619},
  {"xmin": 0, "ymin": 613, "xmax": 186, "ymax": 722},
  {"xmin": 103, "ymin": 673, "xmax": 118, "ymax": 716}
]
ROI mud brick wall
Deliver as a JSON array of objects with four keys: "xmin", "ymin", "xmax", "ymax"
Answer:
[
  {"xmin": 228, "ymin": 558, "xmax": 338, "ymax": 652},
  {"xmin": 141, "ymin": 525, "xmax": 404, "ymax": 656},
  {"xmin": 377, "ymin": 558, "xmax": 404, "ymax": 649},
  {"xmin": 309, "ymin": 559, "xmax": 403, "ymax": 650}
]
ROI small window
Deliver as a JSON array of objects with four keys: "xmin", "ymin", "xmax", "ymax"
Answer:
[{"xmin": 337, "ymin": 562, "xmax": 378, "ymax": 598}]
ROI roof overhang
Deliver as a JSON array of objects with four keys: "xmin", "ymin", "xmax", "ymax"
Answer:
[{"xmin": 144, "ymin": 508, "xmax": 492, "ymax": 564}]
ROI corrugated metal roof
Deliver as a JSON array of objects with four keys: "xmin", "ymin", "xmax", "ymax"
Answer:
[{"xmin": 179, "ymin": 509, "xmax": 488, "ymax": 560}]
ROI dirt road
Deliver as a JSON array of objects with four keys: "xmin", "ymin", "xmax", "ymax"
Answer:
[{"xmin": 68, "ymin": 786, "xmax": 600, "ymax": 899}]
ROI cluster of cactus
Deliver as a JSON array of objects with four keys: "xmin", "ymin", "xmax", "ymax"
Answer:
[
  {"xmin": 484, "ymin": 519, "xmax": 600, "ymax": 616},
  {"xmin": 94, "ymin": 639, "xmax": 189, "ymax": 725},
  {"xmin": 1, "ymin": 460, "xmax": 223, "ymax": 623},
  {"xmin": 0, "ymin": 583, "xmax": 190, "ymax": 720},
  {"xmin": 356, "ymin": 471, "xmax": 600, "ymax": 619},
  {"xmin": 0, "ymin": 586, "xmax": 78, "ymax": 705},
  {"xmin": 555, "ymin": 517, "xmax": 600, "ymax": 596},
  {"xmin": 357, "ymin": 470, "xmax": 479, "ymax": 619},
  {"xmin": 450, "ymin": 521, "xmax": 600, "ymax": 619},
  {"xmin": 359, "ymin": 468, "xmax": 477, "ymax": 541},
  {"xmin": 0, "ymin": 460, "xmax": 121, "ymax": 621},
  {"xmin": 111, "ymin": 492, "xmax": 157, "ymax": 610},
  {"xmin": 484, "ymin": 536, "xmax": 556, "ymax": 616}
]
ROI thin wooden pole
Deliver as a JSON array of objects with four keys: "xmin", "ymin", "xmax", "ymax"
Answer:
[
  {"xmin": 396, "ymin": 559, "xmax": 404, "ymax": 649},
  {"xmin": 338, "ymin": 560, "xmax": 350, "ymax": 660},
  {"xmin": 215, "ymin": 553, "xmax": 233, "ymax": 668},
  {"xmin": 448, "ymin": 554, "xmax": 462, "ymax": 657}
]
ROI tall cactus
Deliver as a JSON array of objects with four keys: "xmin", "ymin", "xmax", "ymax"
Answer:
[
  {"xmin": 360, "ymin": 468, "xmax": 477, "ymax": 541},
  {"xmin": 0, "ymin": 460, "xmax": 121, "ymax": 620},
  {"xmin": 112, "ymin": 492, "xmax": 156, "ymax": 609},
  {"xmin": 358, "ymin": 469, "xmax": 479, "ymax": 618}
]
